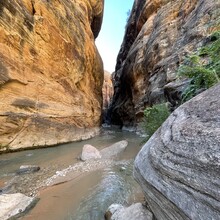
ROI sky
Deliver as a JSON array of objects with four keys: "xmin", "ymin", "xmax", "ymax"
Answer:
[{"xmin": 96, "ymin": 0, "xmax": 134, "ymax": 73}]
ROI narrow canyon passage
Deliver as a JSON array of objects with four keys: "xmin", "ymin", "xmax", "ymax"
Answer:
[{"xmin": 0, "ymin": 0, "xmax": 219, "ymax": 219}]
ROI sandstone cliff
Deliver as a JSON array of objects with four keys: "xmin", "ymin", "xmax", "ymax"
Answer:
[
  {"xmin": 102, "ymin": 70, "xmax": 113, "ymax": 123},
  {"xmin": 0, "ymin": 0, "xmax": 104, "ymax": 152},
  {"xmin": 110, "ymin": 0, "xmax": 220, "ymax": 126},
  {"xmin": 134, "ymin": 83, "xmax": 220, "ymax": 220}
]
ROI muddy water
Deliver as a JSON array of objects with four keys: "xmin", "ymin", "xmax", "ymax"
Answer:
[{"xmin": 0, "ymin": 128, "xmax": 144, "ymax": 219}]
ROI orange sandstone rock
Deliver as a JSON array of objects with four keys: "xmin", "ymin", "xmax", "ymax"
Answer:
[{"xmin": 0, "ymin": 0, "xmax": 104, "ymax": 151}]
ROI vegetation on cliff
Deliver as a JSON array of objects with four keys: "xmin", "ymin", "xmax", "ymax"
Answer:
[
  {"xmin": 143, "ymin": 103, "xmax": 170, "ymax": 140},
  {"xmin": 179, "ymin": 31, "xmax": 220, "ymax": 102},
  {"xmin": 143, "ymin": 32, "xmax": 220, "ymax": 139}
]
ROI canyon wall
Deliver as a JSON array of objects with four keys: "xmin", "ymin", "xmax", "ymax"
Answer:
[
  {"xmin": 110, "ymin": 0, "xmax": 220, "ymax": 126},
  {"xmin": 102, "ymin": 71, "xmax": 113, "ymax": 123},
  {"xmin": 0, "ymin": 0, "xmax": 104, "ymax": 152}
]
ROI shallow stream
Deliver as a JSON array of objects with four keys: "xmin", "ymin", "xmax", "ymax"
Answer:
[{"xmin": 0, "ymin": 128, "xmax": 145, "ymax": 219}]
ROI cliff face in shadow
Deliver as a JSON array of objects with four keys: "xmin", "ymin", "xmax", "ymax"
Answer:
[
  {"xmin": 110, "ymin": 0, "xmax": 220, "ymax": 127},
  {"xmin": 102, "ymin": 71, "xmax": 113, "ymax": 124},
  {"xmin": 0, "ymin": 0, "xmax": 104, "ymax": 152}
]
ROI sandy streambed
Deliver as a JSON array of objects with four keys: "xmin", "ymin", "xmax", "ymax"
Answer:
[{"xmin": 0, "ymin": 129, "xmax": 144, "ymax": 219}]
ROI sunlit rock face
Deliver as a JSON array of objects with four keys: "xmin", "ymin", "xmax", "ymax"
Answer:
[
  {"xmin": 110, "ymin": 0, "xmax": 220, "ymax": 126},
  {"xmin": 0, "ymin": 0, "xmax": 104, "ymax": 151}
]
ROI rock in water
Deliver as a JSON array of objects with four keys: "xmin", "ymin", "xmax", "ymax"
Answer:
[
  {"xmin": 109, "ymin": 0, "xmax": 220, "ymax": 126},
  {"xmin": 134, "ymin": 84, "xmax": 220, "ymax": 220},
  {"xmin": 0, "ymin": 0, "xmax": 104, "ymax": 152},
  {"xmin": 81, "ymin": 144, "xmax": 102, "ymax": 161},
  {"xmin": 105, "ymin": 204, "xmax": 124, "ymax": 219},
  {"xmin": 105, "ymin": 203, "xmax": 153, "ymax": 220},
  {"xmin": 101, "ymin": 140, "xmax": 128, "ymax": 159},
  {"xmin": 16, "ymin": 165, "xmax": 40, "ymax": 175},
  {"xmin": 0, "ymin": 193, "xmax": 37, "ymax": 220}
]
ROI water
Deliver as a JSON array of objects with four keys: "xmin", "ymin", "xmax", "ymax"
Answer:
[
  {"xmin": 71, "ymin": 162, "xmax": 142, "ymax": 220},
  {"xmin": 0, "ymin": 128, "xmax": 144, "ymax": 219}
]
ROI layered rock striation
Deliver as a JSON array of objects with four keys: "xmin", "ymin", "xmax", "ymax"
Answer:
[
  {"xmin": 134, "ymin": 84, "xmax": 220, "ymax": 220},
  {"xmin": 0, "ymin": 0, "xmax": 104, "ymax": 151},
  {"xmin": 110, "ymin": 0, "xmax": 220, "ymax": 126}
]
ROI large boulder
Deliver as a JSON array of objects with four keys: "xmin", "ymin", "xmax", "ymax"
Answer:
[
  {"xmin": 134, "ymin": 84, "xmax": 220, "ymax": 220},
  {"xmin": 80, "ymin": 140, "xmax": 129, "ymax": 161},
  {"xmin": 80, "ymin": 144, "xmax": 102, "ymax": 161},
  {"xmin": 109, "ymin": 0, "xmax": 219, "ymax": 126},
  {"xmin": 0, "ymin": 193, "xmax": 37, "ymax": 220},
  {"xmin": 0, "ymin": 0, "xmax": 104, "ymax": 152},
  {"xmin": 101, "ymin": 140, "xmax": 128, "ymax": 159}
]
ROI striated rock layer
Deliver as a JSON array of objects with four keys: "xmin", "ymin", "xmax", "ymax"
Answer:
[
  {"xmin": 0, "ymin": 0, "xmax": 104, "ymax": 151},
  {"xmin": 110, "ymin": 0, "xmax": 220, "ymax": 126},
  {"xmin": 134, "ymin": 84, "xmax": 220, "ymax": 220}
]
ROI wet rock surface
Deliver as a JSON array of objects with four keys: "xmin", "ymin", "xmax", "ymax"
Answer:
[
  {"xmin": 105, "ymin": 203, "xmax": 153, "ymax": 220},
  {"xmin": 16, "ymin": 165, "xmax": 40, "ymax": 175},
  {"xmin": 134, "ymin": 84, "xmax": 220, "ymax": 220},
  {"xmin": 0, "ymin": 193, "xmax": 37, "ymax": 220},
  {"xmin": 110, "ymin": 0, "xmax": 220, "ymax": 126}
]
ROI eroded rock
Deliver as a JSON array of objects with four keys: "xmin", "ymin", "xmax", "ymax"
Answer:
[
  {"xmin": 0, "ymin": 193, "xmax": 37, "ymax": 220},
  {"xmin": 134, "ymin": 84, "xmax": 220, "ymax": 220},
  {"xmin": 0, "ymin": 0, "xmax": 104, "ymax": 152},
  {"xmin": 105, "ymin": 203, "xmax": 153, "ymax": 220}
]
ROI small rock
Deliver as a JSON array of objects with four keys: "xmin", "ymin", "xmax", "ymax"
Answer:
[
  {"xmin": 80, "ymin": 144, "xmax": 102, "ymax": 161},
  {"xmin": 106, "ymin": 203, "xmax": 153, "ymax": 220},
  {"xmin": 120, "ymin": 166, "xmax": 126, "ymax": 171},
  {"xmin": 105, "ymin": 204, "xmax": 124, "ymax": 220},
  {"xmin": 16, "ymin": 165, "xmax": 40, "ymax": 175}
]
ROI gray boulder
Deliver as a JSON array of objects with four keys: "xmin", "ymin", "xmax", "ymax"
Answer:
[
  {"xmin": 16, "ymin": 165, "xmax": 40, "ymax": 175},
  {"xmin": 0, "ymin": 193, "xmax": 37, "ymax": 220},
  {"xmin": 101, "ymin": 140, "xmax": 128, "ymax": 159},
  {"xmin": 134, "ymin": 84, "xmax": 220, "ymax": 220},
  {"xmin": 105, "ymin": 203, "xmax": 153, "ymax": 220},
  {"xmin": 105, "ymin": 204, "xmax": 124, "ymax": 219},
  {"xmin": 80, "ymin": 144, "xmax": 102, "ymax": 161}
]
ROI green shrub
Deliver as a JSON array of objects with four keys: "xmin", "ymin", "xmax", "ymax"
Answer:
[
  {"xmin": 143, "ymin": 103, "xmax": 170, "ymax": 140},
  {"xmin": 178, "ymin": 31, "xmax": 220, "ymax": 102}
]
